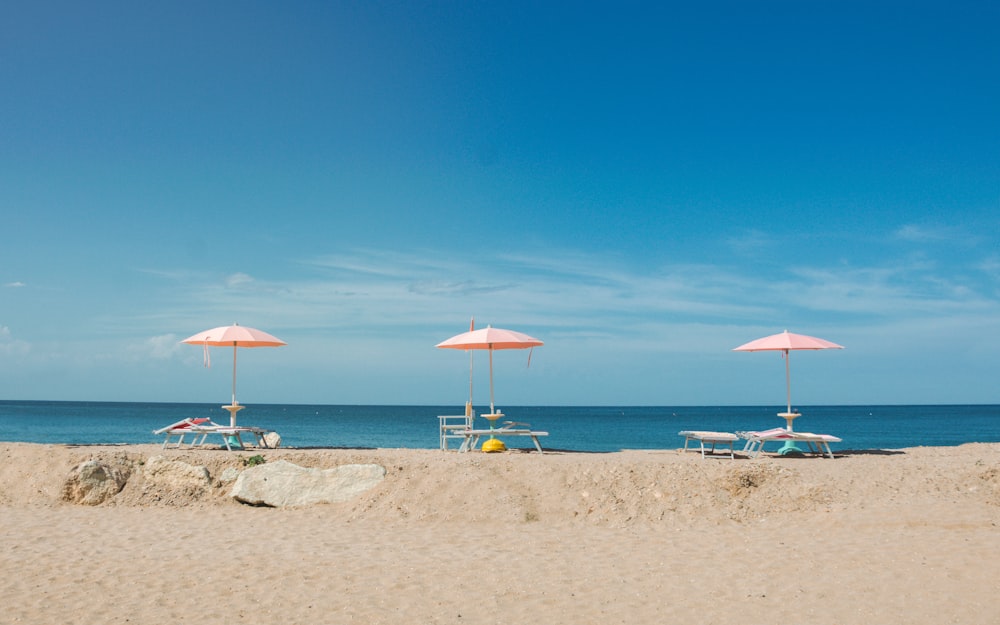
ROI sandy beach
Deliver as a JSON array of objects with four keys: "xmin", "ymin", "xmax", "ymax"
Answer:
[{"xmin": 1, "ymin": 442, "xmax": 998, "ymax": 624}]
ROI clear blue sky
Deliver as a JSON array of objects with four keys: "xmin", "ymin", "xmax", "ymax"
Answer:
[{"xmin": 2, "ymin": 1, "xmax": 998, "ymax": 407}]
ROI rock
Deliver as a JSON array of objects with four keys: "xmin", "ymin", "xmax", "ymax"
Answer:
[
  {"xmin": 262, "ymin": 432, "xmax": 282, "ymax": 449},
  {"xmin": 230, "ymin": 459, "xmax": 386, "ymax": 507},
  {"xmin": 62, "ymin": 460, "xmax": 129, "ymax": 505},
  {"xmin": 142, "ymin": 456, "xmax": 212, "ymax": 498},
  {"xmin": 219, "ymin": 467, "xmax": 241, "ymax": 483}
]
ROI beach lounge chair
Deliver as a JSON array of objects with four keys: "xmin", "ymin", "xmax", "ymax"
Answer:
[
  {"xmin": 678, "ymin": 431, "xmax": 738, "ymax": 459},
  {"xmin": 154, "ymin": 418, "xmax": 213, "ymax": 448},
  {"xmin": 439, "ymin": 413, "xmax": 475, "ymax": 450},
  {"xmin": 196, "ymin": 424, "xmax": 275, "ymax": 451},
  {"xmin": 154, "ymin": 419, "xmax": 276, "ymax": 451},
  {"xmin": 738, "ymin": 428, "xmax": 842, "ymax": 459}
]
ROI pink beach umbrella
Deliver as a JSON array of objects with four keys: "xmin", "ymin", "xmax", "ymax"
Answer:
[
  {"xmin": 181, "ymin": 323, "xmax": 286, "ymax": 425},
  {"xmin": 733, "ymin": 330, "xmax": 844, "ymax": 417},
  {"xmin": 436, "ymin": 325, "xmax": 543, "ymax": 415}
]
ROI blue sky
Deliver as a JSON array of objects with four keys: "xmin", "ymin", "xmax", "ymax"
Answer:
[{"xmin": 2, "ymin": 1, "xmax": 998, "ymax": 407}]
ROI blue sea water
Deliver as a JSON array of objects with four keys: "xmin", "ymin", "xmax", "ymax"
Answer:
[{"xmin": 0, "ymin": 401, "xmax": 998, "ymax": 452}]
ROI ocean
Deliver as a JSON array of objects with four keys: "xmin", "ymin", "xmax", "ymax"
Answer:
[{"xmin": 1, "ymin": 401, "xmax": 998, "ymax": 452}]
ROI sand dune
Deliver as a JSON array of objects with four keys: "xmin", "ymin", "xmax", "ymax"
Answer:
[{"xmin": 1, "ymin": 442, "xmax": 997, "ymax": 624}]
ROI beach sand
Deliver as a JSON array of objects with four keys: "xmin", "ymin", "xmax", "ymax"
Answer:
[{"xmin": 1, "ymin": 442, "xmax": 998, "ymax": 624}]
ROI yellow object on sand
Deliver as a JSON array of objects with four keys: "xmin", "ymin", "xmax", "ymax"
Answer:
[{"xmin": 481, "ymin": 438, "xmax": 506, "ymax": 453}]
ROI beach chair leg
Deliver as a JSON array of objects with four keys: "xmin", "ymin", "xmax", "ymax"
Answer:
[
  {"xmin": 530, "ymin": 435, "xmax": 543, "ymax": 454},
  {"xmin": 805, "ymin": 441, "xmax": 833, "ymax": 458}
]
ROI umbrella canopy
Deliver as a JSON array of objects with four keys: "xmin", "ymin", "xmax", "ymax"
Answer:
[
  {"xmin": 733, "ymin": 330, "xmax": 843, "ymax": 417},
  {"xmin": 734, "ymin": 331, "xmax": 843, "ymax": 352},
  {"xmin": 436, "ymin": 325, "xmax": 543, "ymax": 414},
  {"xmin": 182, "ymin": 323, "xmax": 286, "ymax": 424}
]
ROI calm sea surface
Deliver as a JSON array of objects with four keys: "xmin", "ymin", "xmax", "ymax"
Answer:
[{"xmin": 0, "ymin": 401, "xmax": 998, "ymax": 452}]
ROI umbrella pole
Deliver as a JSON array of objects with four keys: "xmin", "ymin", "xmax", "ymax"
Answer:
[
  {"xmin": 488, "ymin": 348, "xmax": 495, "ymax": 415},
  {"xmin": 232, "ymin": 344, "xmax": 238, "ymax": 407},
  {"xmin": 778, "ymin": 349, "xmax": 802, "ymax": 455},
  {"xmin": 467, "ymin": 317, "xmax": 475, "ymax": 420},
  {"xmin": 479, "ymin": 346, "xmax": 506, "ymax": 452},
  {"xmin": 467, "ymin": 350, "xmax": 474, "ymax": 420},
  {"xmin": 785, "ymin": 349, "xmax": 791, "ymax": 416},
  {"xmin": 224, "ymin": 343, "xmax": 243, "ymax": 428}
]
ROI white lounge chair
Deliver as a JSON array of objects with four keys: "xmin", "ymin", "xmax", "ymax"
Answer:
[
  {"xmin": 155, "ymin": 419, "xmax": 275, "ymax": 451},
  {"xmin": 678, "ymin": 431, "xmax": 738, "ymax": 459},
  {"xmin": 739, "ymin": 428, "xmax": 842, "ymax": 459},
  {"xmin": 196, "ymin": 424, "xmax": 275, "ymax": 451},
  {"xmin": 154, "ymin": 418, "xmax": 213, "ymax": 448},
  {"xmin": 439, "ymin": 413, "xmax": 475, "ymax": 450}
]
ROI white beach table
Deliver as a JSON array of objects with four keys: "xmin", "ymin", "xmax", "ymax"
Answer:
[
  {"xmin": 458, "ymin": 428, "xmax": 548, "ymax": 454},
  {"xmin": 678, "ymin": 431, "xmax": 738, "ymax": 459}
]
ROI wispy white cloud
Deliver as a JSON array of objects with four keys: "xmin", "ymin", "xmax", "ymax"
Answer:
[
  {"xmin": 141, "ymin": 333, "xmax": 184, "ymax": 360},
  {"xmin": 225, "ymin": 272, "xmax": 255, "ymax": 288},
  {"xmin": 47, "ymin": 243, "xmax": 994, "ymax": 406},
  {"xmin": 0, "ymin": 325, "xmax": 31, "ymax": 355},
  {"xmin": 725, "ymin": 229, "xmax": 777, "ymax": 255},
  {"xmin": 4, "ymin": 281, "xmax": 25, "ymax": 288},
  {"xmin": 139, "ymin": 245, "xmax": 1000, "ymax": 346},
  {"xmin": 6, "ymin": 241, "xmax": 999, "ymax": 404},
  {"xmin": 977, "ymin": 255, "xmax": 1000, "ymax": 278},
  {"xmin": 893, "ymin": 223, "xmax": 973, "ymax": 244}
]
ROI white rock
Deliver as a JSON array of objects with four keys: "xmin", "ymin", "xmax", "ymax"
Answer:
[
  {"xmin": 230, "ymin": 460, "xmax": 386, "ymax": 507},
  {"xmin": 262, "ymin": 432, "xmax": 282, "ymax": 449},
  {"xmin": 62, "ymin": 460, "xmax": 129, "ymax": 505}
]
